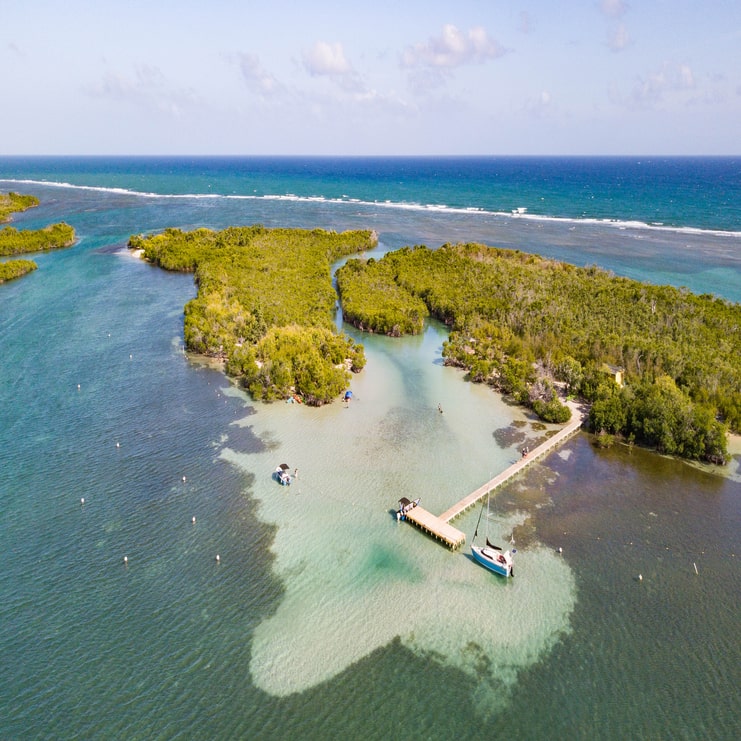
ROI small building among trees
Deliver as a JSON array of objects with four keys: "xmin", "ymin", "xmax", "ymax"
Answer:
[{"xmin": 601, "ymin": 363, "xmax": 625, "ymax": 387}]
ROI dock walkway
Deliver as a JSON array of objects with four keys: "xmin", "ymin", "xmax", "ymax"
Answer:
[
  {"xmin": 439, "ymin": 402, "xmax": 586, "ymax": 523},
  {"xmin": 399, "ymin": 401, "xmax": 587, "ymax": 549},
  {"xmin": 403, "ymin": 506, "xmax": 466, "ymax": 549}
]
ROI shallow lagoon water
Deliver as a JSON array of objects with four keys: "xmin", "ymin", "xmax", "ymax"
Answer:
[{"xmin": 221, "ymin": 324, "xmax": 576, "ymax": 704}]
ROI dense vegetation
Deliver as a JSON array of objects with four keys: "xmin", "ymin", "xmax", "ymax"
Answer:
[
  {"xmin": 337, "ymin": 255, "xmax": 429, "ymax": 336},
  {"xmin": 336, "ymin": 243, "xmax": 740, "ymax": 463},
  {"xmin": 0, "ymin": 192, "xmax": 39, "ymax": 222},
  {"xmin": 0, "ymin": 192, "xmax": 75, "ymax": 284},
  {"xmin": 0, "ymin": 259, "xmax": 37, "ymax": 283},
  {"xmin": 0, "ymin": 223, "xmax": 76, "ymax": 256},
  {"xmin": 129, "ymin": 225, "xmax": 375, "ymax": 405}
]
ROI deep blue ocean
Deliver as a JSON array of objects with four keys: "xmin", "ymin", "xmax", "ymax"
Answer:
[
  {"xmin": 3, "ymin": 155, "xmax": 741, "ymax": 232},
  {"xmin": 1, "ymin": 157, "xmax": 740, "ymax": 740}
]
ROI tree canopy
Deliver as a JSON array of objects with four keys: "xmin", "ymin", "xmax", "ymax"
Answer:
[
  {"xmin": 0, "ymin": 192, "xmax": 76, "ymax": 284},
  {"xmin": 0, "ymin": 191, "xmax": 39, "ymax": 223},
  {"xmin": 0, "ymin": 259, "xmax": 37, "ymax": 283},
  {"xmin": 129, "ymin": 225, "xmax": 375, "ymax": 405},
  {"xmin": 0, "ymin": 223, "xmax": 76, "ymax": 256},
  {"xmin": 336, "ymin": 243, "xmax": 739, "ymax": 462}
]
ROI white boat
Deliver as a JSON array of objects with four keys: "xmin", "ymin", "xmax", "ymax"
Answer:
[
  {"xmin": 274, "ymin": 463, "xmax": 292, "ymax": 486},
  {"xmin": 396, "ymin": 497, "xmax": 420, "ymax": 521},
  {"xmin": 471, "ymin": 494, "xmax": 515, "ymax": 577},
  {"xmin": 471, "ymin": 541, "xmax": 515, "ymax": 577}
]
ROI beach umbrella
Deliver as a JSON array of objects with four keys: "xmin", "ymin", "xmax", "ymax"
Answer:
[{"xmin": 278, "ymin": 463, "xmax": 290, "ymax": 470}]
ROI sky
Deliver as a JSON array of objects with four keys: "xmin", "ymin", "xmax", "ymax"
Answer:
[{"xmin": 2, "ymin": 0, "xmax": 740, "ymax": 155}]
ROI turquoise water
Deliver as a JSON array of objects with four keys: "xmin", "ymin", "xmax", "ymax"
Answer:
[
  {"xmin": 1, "ymin": 158, "xmax": 740, "ymax": 739},
  {"xmin": 3, "ymin": 156, "xmax": 741, "ymax": 233}
]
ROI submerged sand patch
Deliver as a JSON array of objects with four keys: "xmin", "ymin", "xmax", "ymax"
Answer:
[{"xmin": 221, "ymin": 326, "xmax": 577, "ymax": 710}]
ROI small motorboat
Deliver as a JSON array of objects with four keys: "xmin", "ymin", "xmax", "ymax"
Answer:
[
  {"xmin": 396, "ymin": 497, "xmax": 420, "ymax": 521},
  {"xmin": 274, "ymin": 463, "xmax": 292, "ymax": 486}
]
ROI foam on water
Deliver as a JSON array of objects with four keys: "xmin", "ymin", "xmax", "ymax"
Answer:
[
  {"xmin": 220, "ymin": 325, "xmax": 576, "ymax": 708},
  {"xmin": 3, "ymin": 176, "xmax": 740, "ymax": 238}
]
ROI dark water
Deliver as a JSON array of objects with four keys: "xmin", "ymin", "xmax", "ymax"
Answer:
[
  {"xmin": 500, "ymin": 439, "xmax": 741, "ymax": 740},
  {"xmin": 1, "ymin": 158, "xmax": 739, "ymax": 739}
]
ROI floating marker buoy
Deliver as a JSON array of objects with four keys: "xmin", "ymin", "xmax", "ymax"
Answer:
[
  {"xmin": 80, "ymin": 497, "xmax": 85, "ymax": 505},
  {"xmin": 558, "ymin": 546, "xmax": 563, "ymax": 553},
  {"xmin": 77, "ymin": 384, "xmax": 81, "ymax": 390},
  {"xmin": 638, "ymin": 574, "xmax": 643, "ymax": 581},
  {"xmin": 129, "ymin": 354, "xmax": 132, "ymax": 359},
  {"xmin": 215, "ymin": 554, "xmax": 220, "ymax": 562},
  {"xmin": 182, "ymin": 476, "xmax": 186, "ymax": 482},
  {"xmin": 116, "ymin": 442, "xmax": 120, "ymax": 448},
  {"xmin": 191, "ymin": 516, "xmax": 196, "ymax": 524},
  {"xmin": 123, "ymin": 556, "xmax": 128, "ymax": 564}
]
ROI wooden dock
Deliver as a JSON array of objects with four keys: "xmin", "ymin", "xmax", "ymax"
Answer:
[
  {"xmin": 399, "ymin": 402, "xmax": 587, "ymax": 549},
  {"xmin": 439, "ymin": 404, "xmax": 586, "ymax": 523},
  {"xmin": 403, "ymin": 506, "xmax": 466, "ymax": 549}
]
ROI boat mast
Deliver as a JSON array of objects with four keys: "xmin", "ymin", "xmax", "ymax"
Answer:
[{"xmin": 473, "ymin": 490, "xmax": 489, "ymax": 542}]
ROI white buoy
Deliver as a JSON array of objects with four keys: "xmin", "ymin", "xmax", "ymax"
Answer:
[
  {"xmin": 638, "ymin": 574, "xmax": 643, "ymax": 581},
  {"xmin": 182, "ymin": 476, "xmax": 186, "ymax": 482},
  {"xmin": 80, "ymin": 497, "xmax": 85, "ymax": 505},
  {"xmin": 116, "ymin": 442, "xmax": 120, "ymax": 448},
  {"xmin": 129, "ymin": 354, "xmax": 133, "ymax": 359},
  {"xmin": 557, "ymin": 546, "xmax": 563, "ymax": 553},
  {"xmin": 191, "ymin": 516, "xmax": 196, "ymax": 524},
  {"xmin": 215, "ymin": 554, "xmax": 220, "ymax": 562},
  {"xmin": 123, "ymin": 555, "xmax": 128, "ymax": 565},
  {"xmin": 77, "ymin": 384, "xmax": 81, "ymax": 390}
]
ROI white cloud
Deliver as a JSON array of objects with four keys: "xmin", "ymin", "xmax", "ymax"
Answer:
[
  {"xmin": 607, "ymin": 22, "xmax": 631, "ymax": 52},
  {"xmin": 237, "ymin": 53, "xmax": 281, "ymax": 96},
  {"xmin": 401, "ymin": 24, "xmax": 506, "ymax": 70},
  {"xmin": 600, "ymin": 0, "xmax": 629, "ymax": 18},
  {"xmin": 86, "ymin": 65, "xmax": 198, "ymax": 116},
  {"xmin": 300, "ymin": 40, "xmax": 372, "ymax": 96},
  {"xmin": 611, "ymin": 61, "xmax": 698, "ymax": 109},
  {"xmin": 679, "ymin": 64, "xmax": 695, "ymax": 88},
  {"xmin": 523, "ymin": 90, "xmax": 555, "ymax": 118},
  {"xmin": 599, "ymin": 0, "xmax": 631, "ymax": 52},
  {"xmin": 518, "ymin": 11, "xmax": 534, "ymax": 34},
  {"xmin": 303, "ymin": 41, "xmax": 351, "ymax": 77}
]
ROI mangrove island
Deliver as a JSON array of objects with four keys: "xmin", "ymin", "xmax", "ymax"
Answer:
[
  {"xmin": 129, "ymin": 225, "xmax": 739, "ymax": 464},
  {"xmin": 0, "ymin": 191, "xmax": 76, "ymax": 284},
  {"xmin": 128, "ymin": 225, "xmax": 376, "ymax": 405},
  {"xmin": 337, "ymin": 243, "xmax": 739, "ymax": 463}
]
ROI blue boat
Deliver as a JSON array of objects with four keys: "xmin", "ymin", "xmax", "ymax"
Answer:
[
  {"xmin": 471, "ymin": 494, "xmax": 515, "ymax": 577},
  {"xmin": 471, "ymin": 542, "xmax": 515, "ymax": 577}
]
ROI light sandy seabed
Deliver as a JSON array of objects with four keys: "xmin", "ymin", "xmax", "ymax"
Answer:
[{"xmin": 219, "ymin": 327, "xmax": 578, "ymax": 714}]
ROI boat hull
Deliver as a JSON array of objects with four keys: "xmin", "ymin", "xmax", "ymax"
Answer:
[{"xmin": 471, "ymin": 545, "xmax": 513, "ymax": 577}]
